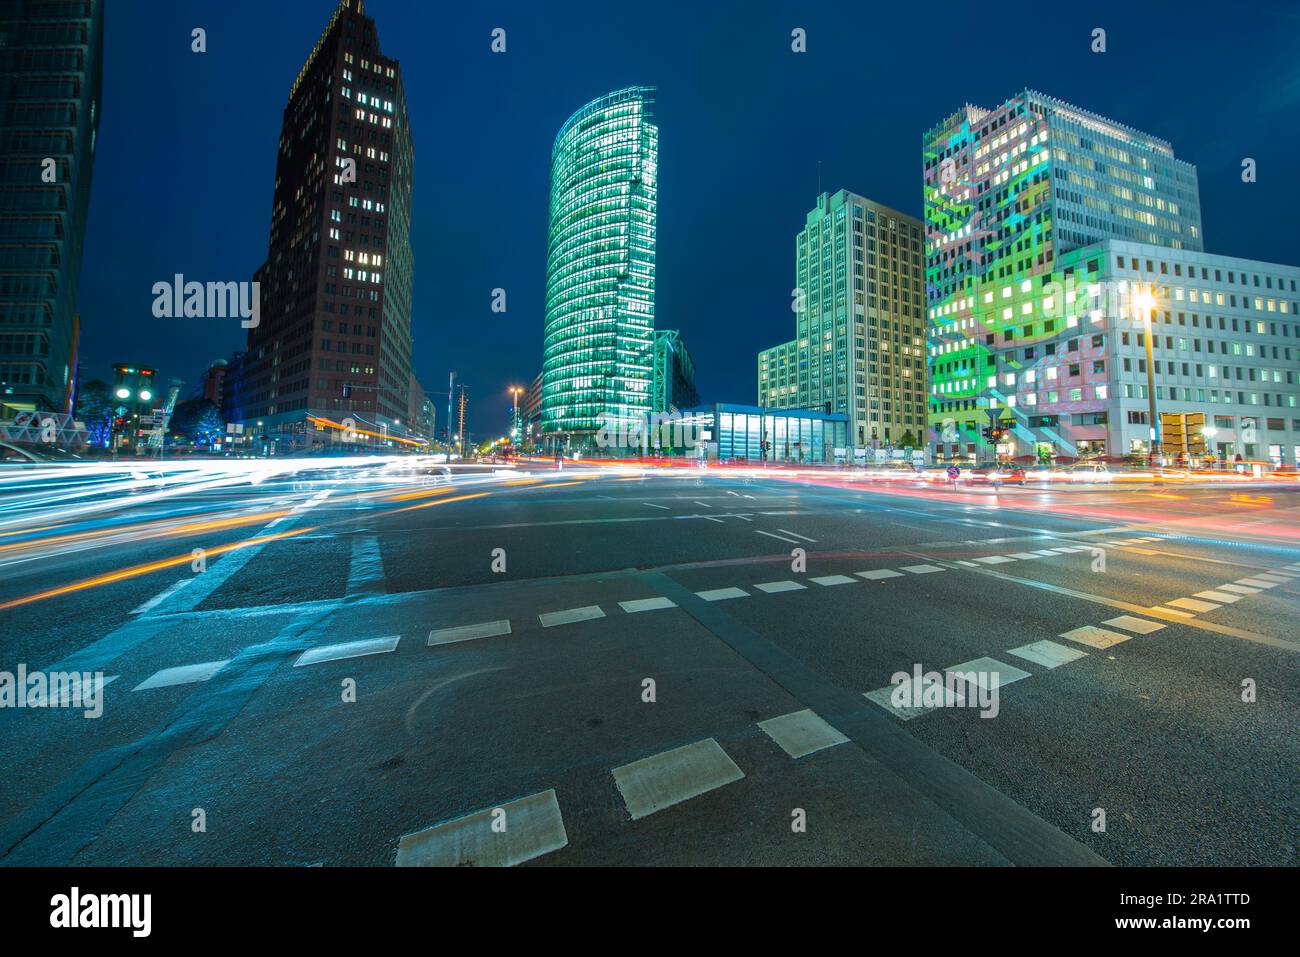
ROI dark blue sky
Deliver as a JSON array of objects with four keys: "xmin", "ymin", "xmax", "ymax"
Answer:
[{"xmin": 77, "ymin": 0, "xmax": 1300, "ymax": 435}]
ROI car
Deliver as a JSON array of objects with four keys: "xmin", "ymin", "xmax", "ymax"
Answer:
[
  {"xmin": 963, "ymin": 464, "xmax": 1027, "ymax": 486},
  {"xmin": 1059, "ymin": 462, "xmax": 1113, "ymax": 482}
]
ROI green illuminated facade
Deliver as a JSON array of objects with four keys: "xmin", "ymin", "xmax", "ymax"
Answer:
[{"xmin": 542, "ymin": 87, "xmax": 658, "ymax": 449}]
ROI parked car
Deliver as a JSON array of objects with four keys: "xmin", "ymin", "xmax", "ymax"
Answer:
[{"xmin": 1059, "ymin": 462, "xmax": 1113, "ymax": 482}]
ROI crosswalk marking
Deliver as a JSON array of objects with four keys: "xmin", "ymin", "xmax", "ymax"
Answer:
[
  {"xmin": 1166, "ymin": 597, "xmax": 1220, "ymax": 613},
  {"xmin": 758, "ymin": 709, "xmax": 849, "ymax": 758},
  {"xmin": 975, "ymin": 555, "xmax": 1015, "ymax": 564},
  {"xmin": 900, "ymin": 564, "xmax": 944, "ymax": 574},
  {"xmin": 810, "ymin": 575, "xmax": 856, "ymax": 586},
  {"xmin": 539, "ymin": 605, "xmax": 606, "ymax": 627},
  {"xmin": 619, "ymin": 597, "xmax": 677, "ymax": 613},
  {"xmin": 864, "ymin": 676, "xmax": 964, "ymax": 720},
  {"xmin": 294, "ymin": 635, "xmax": 399, "ymax": 667},
  {"xmin": 1102, "ymin": 615, "xmax": 1166, "ymax": 635},
  {"xmin": 695, "ymin": 587, "xmax": 748, "ymax": 602},
  {"xmin": 857, "ymin": 569, "xmax": 903, "ymax": 580},
  {"xmin": 754, "ymin": 580, "xmax": 806, "ymax": 593},
  {"xmin": 130, "ymin": 578, "xmax": 193, "ymax": 616},
  {"xmin": 133, "ymin": 659, "xmax": 230, "ymax": 691},
  {"xmin": 395, "ymin": 789, "xmax": 568, "ymax": 867},
  {"xmin": 945, "ymin": 656, "xmax": 1031, "ymax": 691},
  {"xmin": 1009, "ymin": 552, "xmax": 1044, "ymax": 560},
  {"xmin": 346, "ymin": 535, "xmax": 386, "ymax": 596},
  {"xmin": 1193, "ymin": 590, "xmax": 1241, "ymax": 603},
  {"xmin": 1154, "ymin": 606, "xmax": 1196, "ymax": 618},
  {"xmin": 1217, "ymin": 583, "xmax": 1261, "ymax": 595},
  {"xmin": 1234, "ymin": 578, "xmax": 1278, "ymax": 589},
  {"xmin": 1252, "ymin": 573, "xmax": 1293, "ymax": 583},
  {"xmin": 428, "ymin": 620, "xmax": 512, "ymax": 646},
  {"xmin": 1007, "ymin": 640, "xmax": 1088, "ymax": 669},
  {"xmin": 611, "ymin": 738, "xmax": 745, "ymax": 821},
  {"xmin": 756, "ymin": 529, "xmax": 802, "ymax": 545},
  {"xmin": 1031, "ymin": 549, "xmax": 1061, "ymax": 556},
  {"xmin": 1059, "ymin": 625, "xmax": 1131, "ymax": 649}
]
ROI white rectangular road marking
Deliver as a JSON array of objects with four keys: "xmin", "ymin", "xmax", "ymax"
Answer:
[
  {"xmin": 777, "ymin": 528, "xmax": 817, "ymax": 542},
  {"xmin": 130, "ymin": 578, "xmax": 193, "ymax": 616},
  {"xmin": 1154, "ymin": 606, "xmax": 1195, "ymax": 618},
  {"xmin": 945, "ymin": 656, "xmax": 1032, "ymax": 691},
  {"xmin": 864, "ymin": 676, "xmax": 964, "ymax": 720},
  {"xmin": 755, "ymin": 529, "xmax": 802, "ymax": 545},
  {"xmin": 857, "ymin": 569, "xmax": 903, "ymax": 580},
  {"xmin": 1032, "ymin": 549, "xmax": 1061, "ymax": 556},
  {"xmin": 696, "ymin": 587, "xmax": 748, "ymax": 602},
  {"xmin": 1059, "ymin": 626, "xmax": 1131, "ymax": 650},
  {"xmin": 1007, "ymin": 640, "xmax": 1088, "ymax": 669},
  {"xmin": 758, "ymin": 709, "xmax": 849, "ymax": 759},
  {"xmin": 956, "ymin": 560, "xmax": 979, "ymax": 567},
  {"xmin": 295, "ymin": 635, "xmax": 399, "ymax": 667},
  {"xmin": 133, "ymin": 659, "xmax": 230, "ymax": 691},
  {"xmin": 1194, "ymin": 590, "xmax": 1241, "ymax": 604},
  {"xmin": 52, "ymin": 674, "xmax": 119, "ymax": 706},
  {"xmin": 1102, "ymin": 616, "xmax": 1167, "ymax": 635},
  {"xmin": 975, "ymin": 555, "xmax": 1015, "ymax": 565},
  {"xmin": 1217, "ymin": 583, "xmax": 1261, "ymax": 595},
  {"xmin": 1009, "ymin": 552, "xmax": 1044, "ymax": 560},
  {"xmin": 395, "ymin": 789, "xmax": 568, "ymax": 867},
  {"xmin": 754, "ymin": 580, "xmax": 806, "ymax": 594},
  {"xmin": 900, "ymin": 564, "xmax": 944, "ymax": 574},
  {"xmin": 1253, "ymin": 573, "xmax": 1293, "ymax": 583},
  {"xmin": 1235, "ymin": 578, "xmax": 1278, "ymax": 588},
  {"xmin": 1166, "ymin": 597, "xmax": 1221, "ymax": 613},
  {"xmin": 539, "ymin": 605, "xmax": 605, "ymax": 627},
  {"xmin": 619, "ymin": 597, "xmax": 677, "ymax": 613},
  {"xmin": 428, "ymin": 620, "xmax": 512, "ymax": 646},
  {"xmin": 643, "ymin": 502, "xmax": 670, "ymax": 509},
  {"xmin": 612, "ymin": 738, "xmax": 744, "ymax": 820},
  {"xmin": 810, "ymin": 575, "xmax": 856, "ymax": 587}
]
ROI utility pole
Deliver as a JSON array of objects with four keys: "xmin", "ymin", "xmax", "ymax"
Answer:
[
  {"xmin": 457, "ymin": 385, "xmax": 468, "ymax": 458},
  {"xmin": 447, "ymin": 371, "xmax": 455, "ymax": 453}
]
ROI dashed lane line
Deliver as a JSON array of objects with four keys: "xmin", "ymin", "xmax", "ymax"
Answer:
[
  {"xmin": 1006, "ymin": 640, "xmax": 1089, "ymax": 670},
  {"xmin": 1194, "ymin": 590, "xmax": 1242, "ymax": 604},
  {"xmin": 755, "ymin": 529, "xmax": 802, "ymax": 545},
  {"xmin": 618, "ymin": 596, "xmax": 677, "ymax": 613},
  {"xmin": 1102, "ymin": 616, "xmax": 1167, "ymax": 635},
  {"xmin": 395, "ymin": 789, "xmax": 568, "ymax": 867},
  {"xmin": 758, "ymin": 709, "xmax": 849, "ymax": 759},
  {"xmin": 777, "ymin": 528, "xmax": 817, "ymax": 543},
  {"xmin": 294, "ymin": 635, "xmax": 399, "ymax": 667},
  {"xmin": 695, "ymin": 587, "xmax": 748, "ymax": 602},
  {"xmin": 945, "ymin": 656, "xmax": 1032, "ymax": 692},
  {"xmin": 900, "ymin": 564, "xmax": 945, "ymax": 574},
  {"xmin": 611, "ymin": 738, "xmax": 745, "ymax": 821},
  {"xmin": 1059, "ymin": 626, "xmax": 1132, "ymax": 650},
  {"xmin": 857, "ymin": 569, "xmax": 903, "ymax": 580},
  {"xmin": 539, "ymin": 605, "xmax": 605, "ymax": 627},
  {"xmin": 754, "ymin": 580, "xmax": 806, "ymax": 594},
  {"xmin": 132, "ymin": 659, "xmax": 230, "ymax": 691},
  {"xmin": 1166, "ymin": 597, "xmax": 1221, "ymax": 614},
  {"xmin": 428, "ymin": 620, "xmax": 512, "ymax": 645},
  {"xmin": 810, "ymin": 574, "xmax": 856, "ymax": 587}
]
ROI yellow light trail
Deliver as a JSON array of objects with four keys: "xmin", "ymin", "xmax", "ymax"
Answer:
[
  {"xmin": 0, "ymin": 526, "xmax": 316, "ymax": 612},
  {"xmin": 379, "ymin": 492, "xmax": 492, "ymax": 517}
]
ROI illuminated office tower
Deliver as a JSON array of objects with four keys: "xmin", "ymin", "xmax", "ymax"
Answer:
[
  {"xmin": 232, "ymin": 0, "xmax": 415, "ymax": 451},
  {"xmin": 0, "ymin": 0, "xmax": 104, "ymax": 415},
  {"xmin": 758, "ymin": 190, "xmax": 927, "ymax": 448},
  {"xmin": 923, "ymin": 90, "xmax": 1203, "ymax": 461},
  {"xmin": 541, "ymin": 86, "xmax": 657, "ymax": 451}
]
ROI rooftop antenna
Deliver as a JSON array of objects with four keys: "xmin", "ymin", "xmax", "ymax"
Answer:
[{"xmin": 817, "ymin": 159, "xmax": 822, "ymax": 199}]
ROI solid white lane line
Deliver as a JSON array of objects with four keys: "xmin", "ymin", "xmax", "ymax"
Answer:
[
  {"xmin": 945, "ymin": 656, "xmax": 1032, "ymax": 691},
  {"xmin": 1059, "ymin": 626, "xmax": 1131, "ymax": 649},
  {"xmin": 810, "ymin": 575, "xmax": 856, "ymax": 587},
  {"xmin": 693, "ymin": 501, "xmax": 713, "ymax": 508},
  {"xmin": 755, "ymin": 530, "xmax": 802, "ymax": 545},
  {"xmin": 1102, "ymin": 615, "xmax": 1166, "ymax": 635},
  {"xmin": 1006, "ymin": 640, "xmax": 1088, "ymax": 669},
  {"xmin": 777, "ymin": 528, "xmax": 817, "ymax": 542},
  {"xmin": 900, "ymin": 564, "xmax": 944, "ymax": 574},
  {"xmin": 395, "ymin": 789, "xmax": 568, "ymax": 867},
  {"xmin": 130, "ymin": 578, "xmax": 193, "ymax": 616},
  {"xmin": 539, "ymin": 606, "xmax": 605, "ymax": 627},
  {"xmin": 1166, "ymin": 597, "xmax": 1220, "ymax": 613},
  {"xmin": 758, "ymin": 709, "xmax": 849, "ymax": 759},
  {"xmin": 294, "ymin": 635, "xmax": 400, "ymax": 667},
  {"xmin": 611, "ymin": 738, "xmax": 744, "ymax": 821},
  {"xmin": 428, "ymin": 620, "xmax": 512, "ymax": 646},
  {"xmin": 619, "ymin": 597, "xmax": 677, "ymax": 613},
  {"xmin": 857, "ymin": 569, "xmax": 903, "ymax": 580},
  {"xmin": 695, "ymin": 587, "xmax": 749, "ymax": 602},
  {"xmin": 133, "ymin": 659, "xmax": 230, "ymax": 691},
  {"xmin": 754, "ymin": 580, "xmax": 806, "ymax": 593}
]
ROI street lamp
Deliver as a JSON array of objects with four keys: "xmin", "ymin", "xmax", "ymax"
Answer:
[
  {"xmin": 508, "ymin": 386, "xmax": 522, "ymax": 443},
  {"xmin": 1133, "ymin": 285, "xmax": 1160, "ymax": 468}
]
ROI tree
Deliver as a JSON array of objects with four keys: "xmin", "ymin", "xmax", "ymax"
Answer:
[
  {"xmin": 898, "ymin": 430, "xmax": 918, "ymax": 450},
  {"xmin": 170, "ymin": 398, "xmax": 224, "ymax": 446},
  {"xmin": 75, "ymin": 379, "xmax": 114, "ymax": 448}
]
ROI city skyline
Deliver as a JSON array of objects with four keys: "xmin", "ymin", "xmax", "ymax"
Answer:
[{"xmin": 66, "ymin": 1, "xmax": 1300, "ymax": 437}]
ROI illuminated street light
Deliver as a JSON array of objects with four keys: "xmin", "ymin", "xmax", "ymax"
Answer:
[
  {"xmin": 1133, "ymin": 284, "xmax": 1160, "ymax": 467},
  {"xmin": 138, "ymin": 389, "xmax": 152, "ymax": 402},
  {"xmin": 115, "ymin": 387, "xmax": 130, "ymax": 399}
]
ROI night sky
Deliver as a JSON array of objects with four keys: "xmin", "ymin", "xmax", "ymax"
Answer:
[{"xmin": 76, "ymin": 0, "xmax": 1300, "ymax": 436}]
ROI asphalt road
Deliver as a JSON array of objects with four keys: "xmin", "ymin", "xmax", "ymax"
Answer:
[{"xmin": 0, "ymin": 462, "xmax": 1296, "ymax": 866}]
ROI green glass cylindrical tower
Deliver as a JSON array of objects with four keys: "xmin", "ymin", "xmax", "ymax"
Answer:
[{"xmin": 541, "ymin": 86, "xmax": 658, "ymax": 451}]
